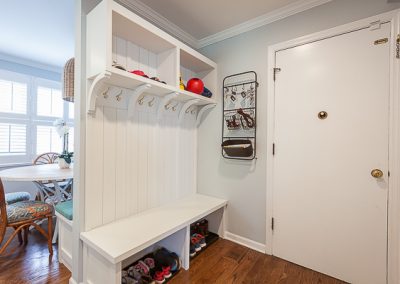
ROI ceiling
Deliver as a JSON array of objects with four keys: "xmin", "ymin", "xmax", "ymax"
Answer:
[
  {"xmin": 0, "ymin": 0, "xmax": 74, "ymax": 68},
  {"xmin": 139, "ymin": 0, "xmax": 300, "ymax": 39}
]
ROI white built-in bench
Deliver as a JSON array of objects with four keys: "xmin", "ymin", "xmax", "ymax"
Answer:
[
  {"xmin": 55, "ymin": 200, "xmax": 73, "ymax": 272},
  {"xmin": 80, "ymin": 194, "xmax": 227, "ymax": 284}
]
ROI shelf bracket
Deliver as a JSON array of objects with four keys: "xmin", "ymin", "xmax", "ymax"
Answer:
[
  {"xmin": 87, "ymin": 71, "xmax": 112, "ymax": 115},
  {"xmin": 179, "ymin": 99, "xmax": 200, "ymax": 122},
  {"xmin": 197, "ymin": 103, "xmax": 217, "ymax": 126},
  {"xmin": 157, "ymin": 92, "xmax": 178, "ymax": 119},
  {"xmin": 127, "ymin": 83, "xmax": 152, "ymax": 118}
]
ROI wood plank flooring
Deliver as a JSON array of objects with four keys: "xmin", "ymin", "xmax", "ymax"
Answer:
[
  {"xmin": 0, "ymin": 225, "xmax": 71, "ymax": 284},
  {"xmin": 0, "ymin": 228, "xmax": 345, "ymax": 284},
  {"xmin": 171, "ymin": 239, "xmax": 346, "ymax": 284}
]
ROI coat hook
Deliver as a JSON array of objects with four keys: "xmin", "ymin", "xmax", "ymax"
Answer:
[
  {"xmin": 165, "ymin": 102, "xmax": 172, "ymax": 110},
  {"xmin": 116, "ymin": 90, "xmax": 123, "ymax": 101},
  {"xmin": 172, "ymin": 102, "xmax": 179, "ymax": 111},
  {"xmin": 138, "ymin": 95, "xmax": 145, "ymax": 105},
  {"xmin": 148, "ymin": 97, "xmax": 155, "ymax": 107},
  {"xmin": 102, "ymin": 87, "xmax": 110, "ymax": 99},
  {"xmin": 191, "ymin": 107, "xmax": 197, "ymax": 115}
]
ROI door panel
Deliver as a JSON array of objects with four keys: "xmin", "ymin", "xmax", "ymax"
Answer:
[{"xmin": 273, "ymin": 23, "xmax": 390, "ymax": 284}]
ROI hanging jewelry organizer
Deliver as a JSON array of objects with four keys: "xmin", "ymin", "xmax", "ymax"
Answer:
[{"xmin": 222, "ymin": 71, "xmax": 258, "ymax": 160}]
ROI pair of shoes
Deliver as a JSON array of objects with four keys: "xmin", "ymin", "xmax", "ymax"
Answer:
[
  {"xmin": 190, "ymin": 233, "xmax": 206, "ymax": 257},
  {"xmin": 127, "ymin": 261, "xmax": 154, "ymax": 284},
  {"xmin": 151, "ymin": 265, "xmax": 172, "ymax": 283},
  {"xmin": 153, "ymin": 247, "xmax": 181, "ymax": 273},
  {"xmin": 122, "ymin": 270, "xmax": 138, "ymax": 284},
  {"xmin": 190, "ymin": 219, "xmax": 209, "ymax": 237}
]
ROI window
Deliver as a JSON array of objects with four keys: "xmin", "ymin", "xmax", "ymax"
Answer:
[{"xmin": 0, "ymin": 69, "xmax": 74, "ymax": 165}]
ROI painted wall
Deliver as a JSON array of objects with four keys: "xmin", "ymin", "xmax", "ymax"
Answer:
[{"xmin": 198, "ymin": 0, "xmax": 400, "ymax": 244}]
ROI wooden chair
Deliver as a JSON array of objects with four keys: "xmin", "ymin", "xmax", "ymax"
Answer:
[
  {"xmin": 0, "ymin": 178, "xmax": 53, "ymax": 254},
  {"xmin": 33, "ymin": 152, "xmax": 60, "ymax": 165}
]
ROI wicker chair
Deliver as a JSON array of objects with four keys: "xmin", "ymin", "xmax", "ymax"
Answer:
[{"xmin": 0, "ymin": 178, "xmax": 53, "ymax": 254}]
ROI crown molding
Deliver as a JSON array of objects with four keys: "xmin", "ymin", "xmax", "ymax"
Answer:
[
  {"xmin": 116, "ymin": 0, "xmax": 332, "ymax": 50},
  {"xmin": 116, "ymin": 0, "xmax": 199, "ymax": 49},
  {"xmin": 198, "ymin": 0, "xmax": 333, "ymax": 48}
]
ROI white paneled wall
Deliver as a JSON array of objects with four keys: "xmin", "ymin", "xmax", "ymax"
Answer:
[
  {"xmin": 85, "ymin": 90, "xmax": 198, "ymax": 230},
  {"xmin": 181, "ymin": 66, "xmax": 197, "ymax": 85}
]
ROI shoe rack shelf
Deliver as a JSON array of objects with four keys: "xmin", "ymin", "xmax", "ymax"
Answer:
[
  {"xmin": 81, "ymin": 194, "xmax": 226, "ymax": 284},
  {"xmin": 189, "ymin": 232, "xmax": 220, "ymax": 261},
  {"xmin": 86, "ymin": 0, "xmax": 217, "ymax": 122}
]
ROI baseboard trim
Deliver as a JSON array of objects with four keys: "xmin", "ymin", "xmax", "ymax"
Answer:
[
  {"xmin": 68, "ymin": 278, "xmax": 78, "ymax": 284},
  {"xmin": 224, "ymin": 231, "xmax": 266, "ymax": 253}
]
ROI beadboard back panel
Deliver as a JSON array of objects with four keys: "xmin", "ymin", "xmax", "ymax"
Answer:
[
  {"xmin": 112, "ymin": 35, "xmax": 177, "ymax": 86},
  {"xmin": 85, "ymin": 91, "xmax": 198, "ymax": 230}
]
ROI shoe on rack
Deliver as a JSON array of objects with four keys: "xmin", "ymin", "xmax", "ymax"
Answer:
[{"xmin": 192, "ymin": 233, "xmax": 206, "ymax": 248}]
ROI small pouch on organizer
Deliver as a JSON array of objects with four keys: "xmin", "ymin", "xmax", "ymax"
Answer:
[{"xmin": 222, "ymin": 139, "xmax": 253, "ymax": 157}]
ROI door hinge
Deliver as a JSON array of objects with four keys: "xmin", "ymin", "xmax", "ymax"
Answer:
[
  {"xmin": 271, "ymin": 218, "xmax": 275, "ymax": 231},
  {"xmin": 396, "ymin": 34, "xmax": 400, "ymax": 59},
  {"xmin": 273, "ymin": 68, "xmax": 281, "ymax": 81},
  {"xmin": 388, "ymin": 171, "xmax": 391, "ymax": 178},
  {"xmin": 272, "ymin": 143, "xmax": 275, "ymax": 155}
]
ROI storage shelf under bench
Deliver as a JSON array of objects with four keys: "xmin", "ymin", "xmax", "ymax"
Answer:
[{"xmin": 80, "ymin": 194, "xmax": 227, "ymax": 284}]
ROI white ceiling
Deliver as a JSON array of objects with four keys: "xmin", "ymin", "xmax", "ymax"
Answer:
[
  {"xmin": 139, "ymin": 0, "xmax": 305, "ymax": 39},
  {"xmin": 0, "ymin": 0, "xmax": 74, "ymax": 68}
]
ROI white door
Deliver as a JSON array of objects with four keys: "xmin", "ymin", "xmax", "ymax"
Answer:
[{"xmin": 273, "ymin": 23, "xmax": 390, "ymax": 284}]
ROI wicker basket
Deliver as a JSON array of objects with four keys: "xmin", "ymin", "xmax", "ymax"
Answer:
[{"xmin": 63, "ymin": 58, "xmax": 74, "ymax": 102}]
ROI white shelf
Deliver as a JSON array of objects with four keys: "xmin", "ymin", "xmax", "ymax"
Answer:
[
  {"xmin": 80, "ymin": 194, "xmax": 227, "ymax": 264},
  {"xmin": 87, "ymin": 67, "xmax": 217, "ymax": 115}
]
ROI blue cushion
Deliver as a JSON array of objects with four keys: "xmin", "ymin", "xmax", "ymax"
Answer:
[
  {"xmin": 55, "ymin": 200, "xmax": 73, "ymax": 221},
  {"xmin": 5, "ymin": 192, "xmax": 31, "ymax": 205}
]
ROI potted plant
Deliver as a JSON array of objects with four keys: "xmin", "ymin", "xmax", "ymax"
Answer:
[{"xmin": 58, "ymin": 151, "xmax": 73, "ymax": 169}]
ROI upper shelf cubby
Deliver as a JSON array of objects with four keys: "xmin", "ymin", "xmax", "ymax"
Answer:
[{"xmin": 86, "ymin": 0, "xmax": 218, "ymax": 117}]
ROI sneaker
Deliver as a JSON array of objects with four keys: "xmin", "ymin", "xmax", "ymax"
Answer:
[
  {"xmin": 152, "ymin": 269, "xmax": 165, "ymax": 284},
  {"xmin": 199, "ymin": 219, "xmax": 209, "ymax": 236},
  {"xmin": 122, "ymin": 270, "xmax": 138, "ymax": 284},
  {"xmin": 193, "ymin": 233, "xmax": 206, "ymax": 248},
  {"xmin": 153, "ymin": 248, "xmax": 180, "ymax": 271},
  {"xmin": 190, "ymin": 243, "xmax": 197, "ymax": 257},
  {"xmin": 169, "ymin": 252, "xmax": 181, "ymax": 272},
  {"xmin": 162, "ymin": 266, "xmax": 172, "ymax": 278},
  {"xmin": 191, "ymin": 236, "xmax": 201, "ymax": 252}
]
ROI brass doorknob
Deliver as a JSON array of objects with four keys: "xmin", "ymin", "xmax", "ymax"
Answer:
[{"xmin": 371, "ymin": 169, "xmax": 383, "ymax": 178}]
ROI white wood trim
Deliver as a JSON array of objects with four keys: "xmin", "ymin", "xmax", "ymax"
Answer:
[
  {"xmin": 224, "ymin": 231, "xmax": 266, "ymax": 254},
  {"xmin": 115, "ymin": 0, "xmax": 199, "ymax": 49},
  {"xmin": 115, "ymin": 0, "xmax": 333, "ymax": 49},
  {"xmin": 266, "ymin": 9, "xmax": 400, "ymax": 284}
]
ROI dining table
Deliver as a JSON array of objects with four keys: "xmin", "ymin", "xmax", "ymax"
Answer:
[{"xmin": 0, "ymin": 163, "xmax": 73, "ymax": 243}]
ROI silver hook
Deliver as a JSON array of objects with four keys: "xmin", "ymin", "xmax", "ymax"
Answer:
[
  {"xmin": 138, "ymin": 95, "xmax": 145, "ymax": 105},
  {"xmin": 102, "ymin": 87, "xmax": 110, "ymax": 99},
  {"xmin": 116, "ymin": 89, "xmax": 123, "ymax": 101},
  {"xmin": 172, "ymin": 102, "xmax": 179, "ymax": 111},
  {"xmin": 148, "ymin": 97, "xmax": 155, "ymax": 107}
]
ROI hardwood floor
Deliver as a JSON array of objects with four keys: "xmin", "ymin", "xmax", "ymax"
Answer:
[
  {"xmin": 0, "ymin": 224, "xmax": 71, "ymax": 284},
  {"xmin": 0, "ymin": 229, "xmax": 344, "ymax": 284},
  {"xmin": 171, "ymin": 239, "xmax": 346, "ymax": 284}
]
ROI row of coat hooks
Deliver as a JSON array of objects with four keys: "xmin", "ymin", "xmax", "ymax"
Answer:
[{"xmin": 100, "ymin": 86, "xmax": 198, "ymax": 115}]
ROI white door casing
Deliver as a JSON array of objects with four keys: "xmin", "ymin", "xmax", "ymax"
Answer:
[{"xmin": 266, "ymin": 10, "xmax": 400, "ymax": 284}]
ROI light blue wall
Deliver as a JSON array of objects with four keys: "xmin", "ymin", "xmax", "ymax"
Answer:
[{"xmin": 198, "ymin": 0, "xmax": 400, "ymax": 244}]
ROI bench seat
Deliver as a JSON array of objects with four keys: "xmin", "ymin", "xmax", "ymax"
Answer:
[{"xmin": 80, "ymin": 193, "xmax": 227, "ymax": 264}]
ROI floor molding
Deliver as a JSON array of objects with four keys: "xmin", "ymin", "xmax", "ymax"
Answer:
[
  {"xmin": 68, "ymin": 278, "xmax": 78, "ymax": 284},
  {"xmin": 224, "ymin": 231, "xmax": 266, "ymax": 253}
]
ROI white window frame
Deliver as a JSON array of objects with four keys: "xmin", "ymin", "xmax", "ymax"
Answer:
[{"xmin": 0, "ymin": 69, "xmax": 74, "ymax": 166}]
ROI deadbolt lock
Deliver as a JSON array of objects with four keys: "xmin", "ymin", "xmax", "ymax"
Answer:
[
  {"xmin": 318, "ymin": 111, "xmax": 328, "ymax": 120},
  {"xmin": 371, "ymin": 169, "xmax": 384, "ymax": 179}
]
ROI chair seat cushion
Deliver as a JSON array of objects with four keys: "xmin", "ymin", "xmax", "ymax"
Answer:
[
  {"xmin": 7, "ymin": 201, "xmax": 53, "ymax": 224},
  {"xmin": 55, "ymin": 200, "xmax": 73, "ymax": 221},
  {"xmin": 5, "ymin": 192, "xmax": 31, "ymax": 205}
]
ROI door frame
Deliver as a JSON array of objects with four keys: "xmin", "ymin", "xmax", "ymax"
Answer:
[{"xmin": 266, "ymin": 9, "xmax": 400, "ymax": 284}]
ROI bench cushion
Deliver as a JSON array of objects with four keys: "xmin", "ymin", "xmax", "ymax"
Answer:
[
  {"xmin": 5, "ymin": 192, "xmax": 31, "ymax": 205},
  {"xmin": 55, "ymin": 200, "xmax": 73, "ymax": 221},
  {"xmin": 7, "ymin": 201, "xmax": 53, "ymax": 223}
]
